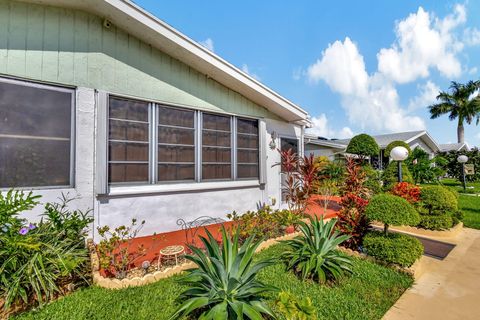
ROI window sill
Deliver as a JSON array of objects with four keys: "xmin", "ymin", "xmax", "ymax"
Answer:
[{"xmin": 106, "ymin": 180, "xmax": 261, "ymax": 197}]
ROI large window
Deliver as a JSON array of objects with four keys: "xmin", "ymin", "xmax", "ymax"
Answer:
[
  {"xmin": 236, "ymin": 118, "xmax": 259, "ymax": 179},
  {"xmin": 107, "ymin": 95, "xmax": 261, "ymax": 186},
  {"xmin": 0, "ymin": 78, "xmax": 74, "ymax": 189}
]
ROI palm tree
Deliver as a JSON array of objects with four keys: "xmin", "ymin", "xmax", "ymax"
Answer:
[{"xmin": 429, "ymin": 80, "xmax": 480, "ymax": 143}]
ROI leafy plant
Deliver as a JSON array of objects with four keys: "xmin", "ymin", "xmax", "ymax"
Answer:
[
  {"xmin": 382, "ymin": 161, "xmax": 414, "ymax": 189},
  {"xmin": 276, "ymin": 291, "xmax": 317, "ymax": 320},
  {"xmin": 416, "ymin": 185, "xmax": 459, "ymax": 230},
  {"xmin": 345, "ymin": 134, "xmax": 379, "ymax": 160},
  {"xmin": 336, "ymin": 157, "xmax": 371, "ymax": 249},
  {"xmin": 169, "ymin": 228, "xmax": 277, "ymax": 319},
  {"xmin": 406, "ymin": 147, "xmax": 447, "ymax": 183},
  {"xmin": 0, "ymin": 191, "xmax": 91, "ymax": 314},
  {"xmin": 384, "ymin": 141, "xmax": 411, "ymax": 157},
  {"xmin": 227, "ymin": 206, "xmax": 294, "ymax": 243},
  {"xmin": 316, "ymin": 180, "xmax": 338, "ymax": 214},
  {"xmin": 390, "ymin": 182, "xmax": 421, "ymax": 204},
  {"xmin": 363, "ymin": 231, "xmax": 423, "ymax": 267},
  {"xmin": 282, "ymin": 216, "xmax": 352, "ymax": 283},
  {"xmin": 438, "ymin": 148, "xmax": 480, "ymax": 182},
  {"xmin": 96, "ymin": 219, "xmax": 148, "ymax": 279},
  {"xmin": 364, "ymin": 194, "xmax": 420, "ymax": 234},
  {"xmin": 362, "ymin": 164, "xmax": 383, "ymax": 194}
]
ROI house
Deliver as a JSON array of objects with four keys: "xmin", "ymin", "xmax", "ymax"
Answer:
[
  {"xmin": 439, "ymin": 142, "xmax": 470, "ymax": 152},
  {"xmin": 305, "ymin": 130, "xmax": 441, "ymax": 169},
  {"xmin": 0, "ymin": 0, "xmax": 310, "ymax": 237}
]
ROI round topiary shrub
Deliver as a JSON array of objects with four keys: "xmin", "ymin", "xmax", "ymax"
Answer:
[
  {"xmin": 382, "ymin": 161, "xmax": 414, "ymax": 189},
  {"xmin": 384, "ymin": 141, "xmax": 411, "ymax": 157},
  {"xmin": 363, "ymin": 231, "xmax": 423, "ymax": 267},
  {"xmin": 365, "ymin": 194, "xmax": 420, "ymax": 233},
  {"xmin": 346, "ymin": 134, "xmax": 380, "ymax": 159},
  {"xmin": 419, "ymin": 185, "xmax": 458, "ymax": 214}
]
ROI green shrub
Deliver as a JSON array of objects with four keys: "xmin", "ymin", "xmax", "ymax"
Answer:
[
  {"xmin": 282, "ymin": 217, "xmax": 353, "ymax": 283},
  {"xmin": 346, "ymin": 134, "xmax": 380, "ymax": 159},
  {"xmin": 0, "ymin": 191, "xmax": 92, "ymax": 313},
  {"xmin": 363, "ymin": 231, "xmax": 423, "ymax": 267},
  {"xmin": 418, "ymin": 185, "xmax": 458, "ymax": 214},
  {"xmin": 382, "ymin": 161, "xmax": 414, "ymax": 188},
  {"xmin": 364, "ymin": 194, "xmax": 420, "ymax": 233},
  {"xmin": 276, "ymin": 291, "xmax": 317, "ymax": 320},
  {"xmin": 362, "ymin": 165, "xmax": 383, "ymax": 194},
  {"xmin": 418, "ymin": 214, "xmax": 453, "ymax": 230},
  {"xmin": 170, "ymin": 228, "xmax": 277, "ymax": 319},
  {"xmin": 384, "ymin": 141, "xmax": 411, "ymax": 157}
]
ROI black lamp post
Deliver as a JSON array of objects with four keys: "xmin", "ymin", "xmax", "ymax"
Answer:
[
  {"xmin": 457, "ymin": 155, "xmax": 469, "ymax": 191},
  {"xmin": 390, "ymin": 146, "xmax": 409, "ymax": 182}
]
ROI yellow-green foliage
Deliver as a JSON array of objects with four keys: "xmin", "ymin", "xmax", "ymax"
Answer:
[{"xmin": 365, "ymin": 194, "xmax": 420, "ymax": 227}]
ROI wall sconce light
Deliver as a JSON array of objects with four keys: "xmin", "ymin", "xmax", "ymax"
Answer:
[{"xmin": 269, "ymin": 131, "xmax": 277, "ymax": 150}]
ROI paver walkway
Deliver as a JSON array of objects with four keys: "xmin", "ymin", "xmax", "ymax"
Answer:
[{"xmin": 383, "ymin": 228, "xmax": 480, "ymax": 320}]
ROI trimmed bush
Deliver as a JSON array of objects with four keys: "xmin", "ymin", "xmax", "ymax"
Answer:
[
  {"xmin": 419, "ymin": 185, "xmax": 458, "ymax": 214},
  {"xmin": 362, "ymin": 165, "xmax": 382, "ymax": 194},
  {"xmin": 346, "ymin": 134, "xmax": 380, "ymax": 159},
  {"xmin": 363, "ymin": 231, "xmax": 423, "ymax": 267},
  {"xmin": 384, "ymin": 141, "xmax": 411, "ymax": 157},
  {"xmin": 364, "ymin": 194, "xmax": 420, "ymax": 232},
  {"xmin": 382, "ymin": 161, "xmax": 414, "ymax": 188},
  {"xmin": 419, "ymin": 214, "xmax": 453, "ymax": 230}
]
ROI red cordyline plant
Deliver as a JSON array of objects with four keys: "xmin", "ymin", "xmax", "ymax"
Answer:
[
  {"xmin": 279, "ymin": 149, "xmax": 319, "ymax": 216},
  {"xmin": 390, "ymin": 182, "xmax": 421, "ymax": 204},
  {"xmin": 336, "ymin": 157, "xmax": 372, "ymax": 250}
]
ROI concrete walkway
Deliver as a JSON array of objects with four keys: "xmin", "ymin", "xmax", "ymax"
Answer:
[{"xmin": 384, "ymin": 228, "xmax": 480, "ymax": 320}]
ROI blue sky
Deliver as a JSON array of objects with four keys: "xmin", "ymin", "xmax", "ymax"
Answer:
[{"xmin": 136, "ymin": 1, "xmax": 480, "ymax": 146}]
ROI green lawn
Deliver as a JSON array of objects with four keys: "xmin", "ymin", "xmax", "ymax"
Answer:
[
  {"xmin": 459, "ymin": 194, "xmax": 480, "ymax": 230},
  {"xmin": 13, "ymin": 244, "xmax": 413, "ymax": 320},
  {"xmin": 438, "ymin": 178, "xmax": 480, "ymax": 194}
]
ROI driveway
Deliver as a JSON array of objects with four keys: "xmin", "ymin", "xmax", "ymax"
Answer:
[{"xmin": 383, "ymin": 227, "xmax": 480, "ymax": 320}]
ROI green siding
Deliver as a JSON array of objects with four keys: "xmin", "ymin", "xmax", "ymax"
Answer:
[{"xmin": 0, "ymin": 0, "xmax": 279, "ymax": 119}]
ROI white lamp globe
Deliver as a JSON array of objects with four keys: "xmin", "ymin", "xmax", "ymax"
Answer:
[
  {"xmin": 457, "ymin": 155, "xmax": 468, "ymax": 163},
  {"xmin": 390, "ymin": 146, "xmax": 409, "ymax": 161}
]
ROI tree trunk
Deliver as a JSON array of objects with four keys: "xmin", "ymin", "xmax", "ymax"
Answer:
[{"xmin": 457, "ymin": 121, "xmax": 464, "ymax": 144}]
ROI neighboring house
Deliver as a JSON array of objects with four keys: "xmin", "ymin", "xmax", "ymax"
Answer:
[
  {"xmin": 439, "ymin": 143, "xmax": 470, "ymax": 152},
  {"xmin": 305, "ymin": 130, "xmax": 441, "ymax": 169},
  {"xmin": 0, "ymin": 0, "xmax": 310, "ymax": 237}
]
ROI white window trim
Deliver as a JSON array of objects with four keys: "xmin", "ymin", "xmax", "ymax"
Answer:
[
  {"xmin": 98, "ymin": 93, "xmax": 265, "ymax": 195},
  {"xmin": 0, "ymin": 76, "xmax": 76, "ymax": 191}
]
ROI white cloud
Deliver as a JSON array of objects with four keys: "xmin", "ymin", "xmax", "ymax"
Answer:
[
  {"xmin": 307, "ymin": 114, "xmax": 354, "ymax": 139},
  {"xmin": 463, "ymin": 27, "xmax": 480, "ymax": 46},
  {"xmin": 292, "ymin": 67, "xmax": 304, "ymax": 81},
  {"xmin": 241, "ymin": 64, "xmax": 261, "ymax": 81},
  {"xmin": 199, "ymin": 38, "xmax": 214, "ymax": 51},
  {"xmin": 476, "ymin": 132, "xmax": 480, "ymax": 141},
  {"xmin": 469, "ymin": 67, "xmax": 478, "ymax": 75},
  {"xmin": 377, "ymin": 5, "xmax": 465, "ymax": 84},
  {"xmin": 407, "ymin": 81, "xmax": 440, "ymax": 111},
  {"xmin": 307, "ymin": 37, "xmax": 368, "ymax": 96}
]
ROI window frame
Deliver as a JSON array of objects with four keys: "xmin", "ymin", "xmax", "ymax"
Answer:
[
  {"xmin": 105, "ymin": 94, "xmax": 261, "ymax": 189},
  {"xmin": 0, "ymin": 76, "xmax": 76, "ymax": 191},
  {"xmin": 235, "ymin": 117, "xmax": 260, "ymax": 180}
]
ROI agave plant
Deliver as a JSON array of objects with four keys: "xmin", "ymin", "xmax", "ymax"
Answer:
[
  {"xmin": 282, "ymin": 216, "xmax": 353, "ymax": 283},
  {"xmin": 169, "ymin": 228, "xmax": 277, "ymax": 319}
]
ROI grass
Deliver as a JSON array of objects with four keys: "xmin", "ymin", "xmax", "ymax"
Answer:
[
  {"xmin": 13, "ymin": 244, "xmax": 413, "ymax": 320},
  {"xmin": 459, "ymin": 194, "xmax": 480, "ymax": 230},
  {"xmin": 437, "ymin": 178, "xmax": 480, "ymax": 194}
]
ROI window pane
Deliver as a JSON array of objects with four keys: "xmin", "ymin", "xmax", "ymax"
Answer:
[
  {"xmin": 237, "ymin": 118, "xmax": 258, "ymax": 134},
  {"xmin": 0, "ymin": 80, "xmax": 72, "ymax": 188},
  {"xmin": 109, "ymin": 120, "xmax": 149, "ymax": 141},
  {"xmin": 237, "ymin": 164, "xmax": 259, "ymax": 179},
  {"xmin": 109, "ymin": 97, "xmax": 148, "ymax": 122},
  {"xmin": 0, "ymin": 137, "xmax": 70, "ymax": 188},
  {"xmin": 158, "ymin": 127, "xmax": 194, "ymax": 145},
  {"xmin": 281, "ymin": 138, "xmax": 298, "ymax": 154},
  {"xmin": 202, "ymin": 164, "xmax": 231, "ymax": 180},
  {"xmin": 0, "ymin": 81, "xmax": 72, "ymax": 138},
  {"xmin": 202, "ymin": 147, "xmax": 231, "ymax": 163},
  {"xmin": 158, "ymin": 145, "xmax": 195, "ymax": 163},
  {"xmin": 202, "ymin": 131, "xmax": 231, "ymax": 147},
  {"xmin": 109, "ymin": 142, "xmax": 148, "ymax": 161},
  {"xmin": 203, "ymin": 113, "xmax": 230, "ymax": 131},
  {"xmin": 158, "ymin": 106, "xmax": 194, "ymax": 128},
  {"xmin": 237, "ymin": 135, "xmax": 258, "ymax": 149},
  {"xmin": 237, "ymin": 149, "xmax": 258, "ymax": 163},
  {"xmin": 158, "ymin": 164, "xmax": 195, "ymax": 181},
  {"xmin": 109, "ymin": 164, "xmax": 149, "ymax": 183}
]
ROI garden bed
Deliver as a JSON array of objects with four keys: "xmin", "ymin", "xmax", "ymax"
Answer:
[{"xmin": 12, "ymin": 243, "xmax": 413, "ymax": 320}]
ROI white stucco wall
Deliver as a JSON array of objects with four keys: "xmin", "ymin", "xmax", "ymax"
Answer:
[
  {"xmin": 12, "ymin": 88, "xmax": 302, "ymax": 239},
  {"xmin": 409, "ymin": 137, "xmax": 435, "ymax": 158},
  {"xmin": 304, "ymin": 144, "xmax": 341, "ymax": 160}
]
